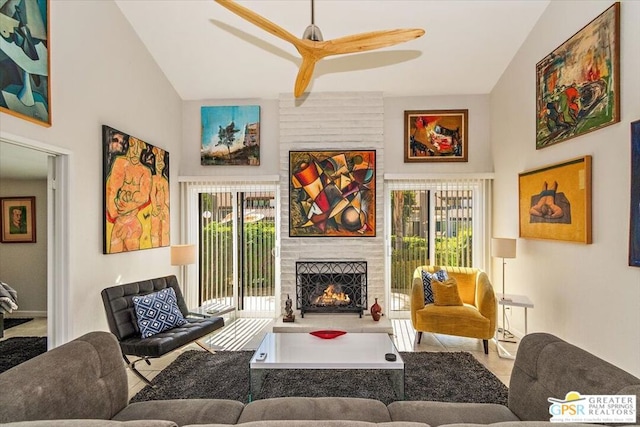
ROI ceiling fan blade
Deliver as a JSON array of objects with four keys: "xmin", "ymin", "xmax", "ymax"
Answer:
[
  {"xmin": 214, "ymin": 0, "xmax": 425, "ymax": 98},
  {"xmin": 321, "ymin": 28, "xmax": 425, "ymax": 56},
  {"xmin": 214, "ymin": 0, "xmax": 301, "ymax": 45},
  {"xmin": 291, "ymin": 27, "xmax": 423, "ymax": 97},
  {"xmin": 294, "ymin": 54, "xmax": 320, "ymax": 97}
]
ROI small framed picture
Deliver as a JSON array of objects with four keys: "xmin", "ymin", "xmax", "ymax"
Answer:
[
  {"xmin": 404, "ymin": 109, "xmax": 468, "ymax": 162},
  {"xmin": 201, "ymin": 105, "xmax": 261, "ymax": 166},
  {"xmin": 0, "ymin": 197, "xmax": 36, "ymax": 243}
]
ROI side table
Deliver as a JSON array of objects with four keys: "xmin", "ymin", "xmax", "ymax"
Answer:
[{"xmin": 495, "ymin": 293, "xmax": 534, "ymax": 359}]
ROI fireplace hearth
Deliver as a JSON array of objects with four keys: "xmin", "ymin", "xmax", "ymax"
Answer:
[{"xmin": 296, "ymin": 261, "xmax": 367, "ymax": 317}]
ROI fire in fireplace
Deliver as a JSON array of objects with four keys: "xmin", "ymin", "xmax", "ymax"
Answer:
[
  {"xmin": 296, "ymin": 261, "xmax": 367, "ymax": 317},
  {"xmin": 313, "ymin": 284, "xmax": 351, "ymax": 306}
]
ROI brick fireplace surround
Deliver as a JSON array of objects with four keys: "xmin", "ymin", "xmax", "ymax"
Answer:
[{"xmin": 277, "ymin": 92, "xmax": 386, "ymax": 332}]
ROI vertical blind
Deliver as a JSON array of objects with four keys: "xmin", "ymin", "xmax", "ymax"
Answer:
[
  {"xmin": 180, "ymin": 177, "xmax": 279, "ymax": 317},
  {"xmin": 386, "ymin": 175, "xmax": 492, "ymax": 270},
  {"xmin": 385, "ymin": 175, "xmax": 492, "ymax": 313}
]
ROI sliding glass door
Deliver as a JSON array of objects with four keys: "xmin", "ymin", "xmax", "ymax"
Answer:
[
  {"xmin": 386, "ymin": 178, "xmax": 490, "ymax": 313},
  {"xmin": 197, "ymin": 184, "xmax": 278, "ymax": 317}
]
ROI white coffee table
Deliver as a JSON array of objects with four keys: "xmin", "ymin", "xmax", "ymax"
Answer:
[{"xmin": 250, "ymin": 332, "xmax": 404, "ymax": 401}]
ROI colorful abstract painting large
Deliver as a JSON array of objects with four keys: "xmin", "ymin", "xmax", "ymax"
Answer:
[
  {"xmin": 289, "ymin": 150, "xmax": 376, "ymax": 237},
  {"xmin": 201, "ymin": 105, "xmax": 260, "ymax": 166},
  {"xmin": 630, "ymin": 120, "xmax": 640, "ymax": 267},
  {"xmin": 0, "ymin": 0, "xmax": 51, "ymax": 126},
  {"xmin": 535, "ymin": 2, "xmax": 620, "ymax": 149},
  {"xmin": 103, "ymin": 125, "xmax": 170, "ymax": 254}
]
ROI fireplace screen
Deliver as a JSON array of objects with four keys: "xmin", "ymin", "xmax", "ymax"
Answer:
[{"xmin": 296, "ymin": 261, "xmax": 367, "ymax": 317}]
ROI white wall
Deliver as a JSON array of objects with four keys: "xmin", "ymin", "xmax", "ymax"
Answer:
[
  {"xmin": 0, "ymin": 1, "xmax": 182, "ymax": 339},
  {"xmin": 0, "ymin": 179, "xmax": 47, "ymax": 314},
  {"xmin": 491, "ymin": 0, "xmax": 640, "ymax": 377}
]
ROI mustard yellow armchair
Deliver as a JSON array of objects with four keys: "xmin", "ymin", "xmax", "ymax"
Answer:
[{"xmin": 410, "ymin": 266, "xmax": 497, "ymax": 354}]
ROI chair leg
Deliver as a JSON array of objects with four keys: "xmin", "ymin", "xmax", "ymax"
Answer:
[
  {"xmin": 482, "ymin": 339, "xmax": 489, "ymax": 354},
  {"xmin": 122, "ymin": 354, "xmax": 156, "ymax": 388},
  {"xmin": 416, "ymin": 331, "xmax": 423, "ymax": 344}
]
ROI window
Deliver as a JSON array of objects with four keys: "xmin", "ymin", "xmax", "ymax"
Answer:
[{"xmin": 385, "ymin": 176, "xmax": 492, "ymax": 312}]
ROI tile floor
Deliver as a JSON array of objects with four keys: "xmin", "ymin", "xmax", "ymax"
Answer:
[
  {"xmin": 0, "ymin": 317, "xmax": 48, "ymax": 340},
  {"xmin": 0, "ymin": 317, "xmax": 518, "ymax": 400}
]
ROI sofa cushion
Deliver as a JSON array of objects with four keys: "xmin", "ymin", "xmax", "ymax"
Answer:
[
  {"xmin": 421, "ymin": 269, "xmax": 448, "ymax": 304},
  {"xmin": 432, "ymin": 278, "xmax": 463, "ymax": 306},
  {"xmin": 132, "ymin": 287, "xmax": 187, "ymax": 338},
  {"xmin": 441, "ymin": 423, "xmax": 602, "ymax": 427},
  {"xmin": 416, "ymin": 304, "xmax": 490, "ymax": 338},
  {"xmin": 2, "ymin": 421, "xmax": 177, "ymax": 427},
  {"xmin": 186, "ymin": 422, "xmax": 430, "ymax": 427},
  {"xmin": 508, "ymin": 333, "xmax": 640, "ymax": 423},
  {"xmin": 238, "ymin": 397, "xmax": 392, "ymax": 423},
  {"xmin": 387, "ymin": 401, "xmax": 519, "ymax": 427},
  {"xmin": 113, "ymin": 399, "xmax": 245, "ymax": 426},
  {"xmin": 0, "ymin": 332, "xmax": 128, "ymax": 424},
  {"xmin": 118, "ymin": 317, "xmax": 224, "ymax": 358}
]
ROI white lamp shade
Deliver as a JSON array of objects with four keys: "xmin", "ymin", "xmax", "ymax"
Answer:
[
  {"xmin": 491, "ymin": 238, "xmax": 516, "ymax": 259},
  {"xmin": 171, "ymin": 244, "xmax": 196, "ymax": 266}
]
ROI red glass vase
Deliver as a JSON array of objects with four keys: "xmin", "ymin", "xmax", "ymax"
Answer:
[{"xmin": 370, "ymin": 298, "xmax": 382, "ymax": 321}]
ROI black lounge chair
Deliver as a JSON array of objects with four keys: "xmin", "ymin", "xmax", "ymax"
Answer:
[{"xmin": 101, "ymin": 275, "xmax": 224, "ymax": 385}]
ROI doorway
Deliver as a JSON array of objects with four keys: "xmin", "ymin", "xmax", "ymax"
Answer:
[{"xmin": 0, "ymin": 132, "xmax": 70, "ymax": 348}]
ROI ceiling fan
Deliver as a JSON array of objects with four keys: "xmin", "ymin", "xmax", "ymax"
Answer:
[{"xmin": 214, "ymin": 0, "xmax": 425, "ymax": 97}]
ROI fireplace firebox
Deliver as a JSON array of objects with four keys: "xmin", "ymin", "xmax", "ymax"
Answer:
[{"xmin": 296, "ymin": 261, "xmax": 367, "ymax": 317}]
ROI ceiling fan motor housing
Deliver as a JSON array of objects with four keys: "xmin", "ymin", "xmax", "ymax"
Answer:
[{"xmin": 302, "ymin": 24, "xmax": 323, "ymax": 42}]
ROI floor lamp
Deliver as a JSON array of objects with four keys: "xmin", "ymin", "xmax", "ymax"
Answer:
[
  {"xmin": 171, "ymin": 244, "xmax": 196, "ymax": 295},
  {"xmin": 491, "ymin": 237, "xmax": 516, "ymax": 342}
]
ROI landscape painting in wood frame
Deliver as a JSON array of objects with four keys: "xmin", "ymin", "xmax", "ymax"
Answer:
[
  {"xmin": 630, "ymin": 120, "xmax": 640, "ymax": 267},
  {"xmin": 201, "ymin": 105, "xmax": 260, "ymax": 166},
  {"xmin": 535, "ymin": 2, "xmax": 620, "ymax": 149},
  {"xmin": 0, "ymin": 0, "xmax": 51, "ymax": 126},
  {"xmin": 518, "ymin": 156, "xmax": 592, "ymax": 244},
  {"xmin": 404, "ymin": 110, "xmax": 468, "ymax": 162},
  {"xmin": 102, "ymin": 125, "xmax": 170, "ymax": 254},
  {"xmin": 0, "ymin": 196, "xmax": 36, "ymax": 243},
  {"xmin": 289, "ymin": 150, "xmax": 376, "ymax": 237}
]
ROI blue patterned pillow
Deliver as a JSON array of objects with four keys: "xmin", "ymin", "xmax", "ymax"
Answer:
[
  {"xmin": 132, "ymin": 287, "xmax": 187, "ymax": 338},
  {"xmin": 421, "ymin": 269, "xmax": 449, "ymax": 304}
]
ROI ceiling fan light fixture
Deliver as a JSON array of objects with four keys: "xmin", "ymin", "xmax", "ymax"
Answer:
[{"xmin": 302, "ymin": 24, "xmax": 323, "ymax": 42}]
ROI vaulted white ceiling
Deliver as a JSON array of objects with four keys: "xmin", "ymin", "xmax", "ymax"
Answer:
[{"xmin": 115, "ymin": 0, "xmax": 550, "ymax": 100}]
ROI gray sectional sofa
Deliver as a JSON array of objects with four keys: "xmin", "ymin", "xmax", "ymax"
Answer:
[{"xmin": 0, "ymin": 330, "xmax": 638, "ymax": 427}]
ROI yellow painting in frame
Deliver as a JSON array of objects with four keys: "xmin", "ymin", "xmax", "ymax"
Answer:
[{"xmin": 518, "ymin": 156, "xmax": 592, "ymax": 244}]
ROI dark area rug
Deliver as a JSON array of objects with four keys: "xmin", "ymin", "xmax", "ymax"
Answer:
[
  {"xmin": 131, "ymin": 350, "xmax": 508, "ymax": 406},
  {"xmin": 2, "ymin": 318, "xmax": 33, "ymax": 330},
  {"xmin": 0, "ymin": 336, "xmax": 47, "ymax": 374}
]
